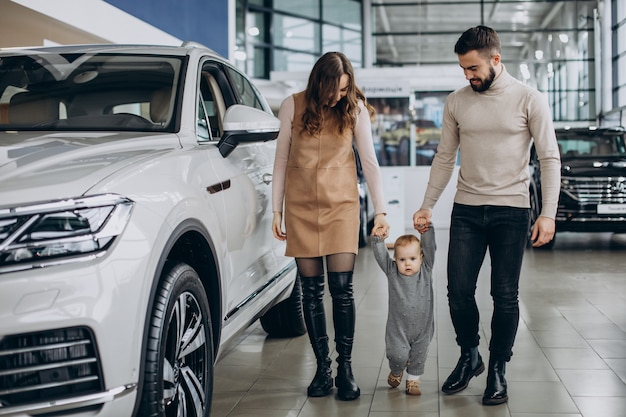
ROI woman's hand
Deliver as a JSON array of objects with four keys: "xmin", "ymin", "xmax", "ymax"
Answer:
[
  {"xmin": 272, "ymin": 212, "xmax": 286, "ymax": 241},
  {"xmin": 371, "ymin": 213, "xmax": 390, "ymax": 238}
]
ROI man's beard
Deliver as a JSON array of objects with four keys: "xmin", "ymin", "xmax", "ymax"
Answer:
[{"xmin": 470, "ymin": 66, "xmax": 496, "ymax": 92}]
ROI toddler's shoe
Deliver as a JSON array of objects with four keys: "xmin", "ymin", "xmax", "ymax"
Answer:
[
  {"xmin": 387, "ymin": 371, "xmax": 403, "ymax": 388},
  {"xmin": 406, "ymin": 380, "xmax": 421, "ymax": 395}
]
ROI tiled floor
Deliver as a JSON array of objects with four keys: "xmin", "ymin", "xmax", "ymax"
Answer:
[{"xmin": 212, "ymin": 230, "xmax": 626, "ymax": 417}]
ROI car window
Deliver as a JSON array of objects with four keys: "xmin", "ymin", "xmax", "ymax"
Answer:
[
  {"xmin": 0, "ymin": 53, "xmax": 183, "ymax": 132},
  {"xmin": 224, "ymin": 66, "xmax": 268, "ymax": 112},
  {"xmin": 197, "ymin": 63, "xmax": 229, "ymax": 142},
  {"xmin": 557, "ymin": 133, "xmax": 626, "ymax": 157},
  {"xmin": 197, "ymin": 92, "xmax": 211, "ymax": 141}
]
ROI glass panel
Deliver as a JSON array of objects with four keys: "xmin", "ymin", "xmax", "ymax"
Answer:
[
  {"xmin": 0, "ymin": 53, "xmax": 182, "ymax": 132},
  {"xmin": 273, "ymin": 50, "xmax": 316, "ymax": 73},
  {"xmin": 225, "ymin": 66, "xmax": 265, "ymax": 111},
  {"xmin": 322, "ymin": 25, "xmax": 362, "ymax": 67},
  {"xmin": 322, "ymin": 0, "xmax": 360, "ymax": 30},
  {"xmin": 235, "ymin": 0, "xmax": 245, "ymax": 45},
  {"xmin": 372, "ymin": 2, "xmax": 480, "ymax": 66},
  {"xmin": 369, "ymin": 93, "xmax": 447, "ymax": 167},
  {"xmin": 274, "ymin": 14, "xmax": 319, "ymax": 52},
  {"xmin": 197, "ymin": 92, "xmax": 210, "ymax": 141},
  {"xmin": 274, "ymin": 0, "xmax": 319, "ymax": 19},
  {"xmin": 251, "ymin": 46, "xmax": 268, "ymax": 79}
]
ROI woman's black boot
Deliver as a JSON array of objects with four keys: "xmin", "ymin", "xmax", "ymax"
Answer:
[
  {"xmin": 301, "ymin": 274, "xmax": 333, "ymax": 397},
  {"xmin": 482, "ymin": 357, "xmax": 508, "ymax": 405},
  {"xmin": 328, "ymin": 271, "xmax": 360, "ymax": 401},
  {"xmin": 441, "ymin": 346, "xmax": 484, "ymax": 394}
]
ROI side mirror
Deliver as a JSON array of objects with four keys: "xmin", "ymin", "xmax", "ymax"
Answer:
[{"xmin": 217, "ymin": 104, "xmax": 280, "ymax": 157}]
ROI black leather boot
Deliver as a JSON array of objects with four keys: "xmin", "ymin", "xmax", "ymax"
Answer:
[
  {"xmin": 482, "ymin": 357, "xmax": 508, "ymax": 405},
  {"xmin": 441, "ymin": 346, "xmax": 485, "ymax": 394},
  {"xmin": 328, "ymin": 271, "xmax": 360, "ymax": 401},
  {"xmin": 301, "ymin": 274, "xmax": 333, "ymax": 397}
]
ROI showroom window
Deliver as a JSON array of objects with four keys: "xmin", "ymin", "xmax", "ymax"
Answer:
[
  {"xmin": 372, "ymin": 0, "xmax": 598, "ymax": 124},
  {"xmin": 235, "ymin": 0, "xmax": 363, "ymax": 78},
  {"xmin": 612, "ymin": 0, "xmax": 626, "ymax": 123}
]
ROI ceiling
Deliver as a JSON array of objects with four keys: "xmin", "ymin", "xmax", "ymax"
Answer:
[{"xmin": 371, "ymin": 0, "xmax": 592, "ymax": 67}]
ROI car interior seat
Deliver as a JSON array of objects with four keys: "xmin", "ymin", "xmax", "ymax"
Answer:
[
  {"xmin": 8, "ymin": 93, "xmax": 59, "ymax": 125},
  {"xmin": 593, "ymin": 141, "xmax": 613, "ymax": 155},
  {"xmin": 150, "ymin": 87, "xmax": 172, "ymax": 125}
]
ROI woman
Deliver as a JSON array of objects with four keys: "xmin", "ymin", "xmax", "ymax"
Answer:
[{"xmin": 272, "ymin": 51, "xmax": 389, "ymax": 401}]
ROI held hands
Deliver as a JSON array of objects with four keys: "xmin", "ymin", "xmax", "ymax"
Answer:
[
  {"xmin": 272, "ymin": 212, "xmax": 286, "ymax": 241},
  {"xmin": 371, "ymin": 213, "xmax": 390, "ymax": 239},
  {"xmin": 530, "ymin": 216, "xmax": 556, "ymax": 247},
  {"xmin": 413, "ymin": 208, "xmax": 432, "ymax": 234}
]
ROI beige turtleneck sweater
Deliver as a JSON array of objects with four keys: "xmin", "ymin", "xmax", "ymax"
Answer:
[{"xmin": 421, "ymin": 65, "xmax": 561, "ymax": 219}]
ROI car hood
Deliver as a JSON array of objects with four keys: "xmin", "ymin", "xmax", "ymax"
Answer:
[
  {"xmin": 0, "ymin": 131, "xmax": 180, "ymax": 206},
  {"xmin": 561, "ymin": 156, "xmax": 626, "ymax": 177}
]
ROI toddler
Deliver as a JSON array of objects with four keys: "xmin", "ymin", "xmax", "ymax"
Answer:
[{"xmin": 371, "ymin": 221, "xmax": 436, "ymax": 395}]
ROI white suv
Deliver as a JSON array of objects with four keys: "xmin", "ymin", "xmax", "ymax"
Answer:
[{"xmin": 0, "ymin": 42, "xmax": 305, "ymax": 417}]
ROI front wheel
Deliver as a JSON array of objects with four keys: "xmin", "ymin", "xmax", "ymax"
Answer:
[{"xmin": 140, "ymin": 262, "xmax": 214, "ymax": 417}]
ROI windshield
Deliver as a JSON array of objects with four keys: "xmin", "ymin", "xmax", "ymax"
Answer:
[
  {"xmin": 557, "ymin": 132, "xmax": 626, "ymax": 158},
  {"xmin": 0, "ymin": 52, "xmax": 183, "ymax": 132}
]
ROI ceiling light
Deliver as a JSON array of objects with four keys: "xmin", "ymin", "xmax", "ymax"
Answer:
[
  {"xmin": 535, "ymin": 50, "xmax": 544, "ymax": 60},
  {"xmin": 247, "ymin": 27, "xmax": 260, "ymax": 36},
  {"xmin": 559, "ymin": 34, "xmax": 569, "ymax": 43}
]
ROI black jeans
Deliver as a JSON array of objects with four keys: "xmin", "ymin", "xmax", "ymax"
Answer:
[{"xmin": 447, "ymin": 203, "xmax": 530, "ymax": 361}]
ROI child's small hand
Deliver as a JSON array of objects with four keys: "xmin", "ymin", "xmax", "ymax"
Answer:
[
  {"xmin": 371, "ymin": 214, "xmax": 389, "ymax": 239},
  {"xmin": 371, "ymin": 226, "xmax": 387, "ymax": 239},
  {"xmin": 413, "ymin": 209, "xmax": 431, "ymax": 234},
  {"xmin": 415, "ymin": 217, "xmax": 429, "ymax": 234}
]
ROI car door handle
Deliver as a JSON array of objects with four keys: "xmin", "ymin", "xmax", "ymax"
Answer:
[{"xmin": 262, "ymin": 173, "xmax": 272, "ymax": 185}]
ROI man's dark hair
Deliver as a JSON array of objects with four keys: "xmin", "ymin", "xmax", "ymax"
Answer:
[{"xmin": 454, "ymin": 25, "xmax": 501, "ymax": 59}]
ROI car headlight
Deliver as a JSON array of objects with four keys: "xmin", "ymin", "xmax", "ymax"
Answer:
[{"xmin": 0, "ymin": 194, "xmax": 133, "ymax": 273}]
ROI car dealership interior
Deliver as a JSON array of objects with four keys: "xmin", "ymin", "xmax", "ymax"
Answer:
[{"xmin": 1, "ymin": 1, "xmax": 625, "ymax": 417}]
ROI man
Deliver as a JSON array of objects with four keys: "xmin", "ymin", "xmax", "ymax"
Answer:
[{"xmin": 412, "ymin": 26, "xmax": 561, "ymax": 405}]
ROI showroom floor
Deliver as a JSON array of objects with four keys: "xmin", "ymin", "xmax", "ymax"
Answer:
[{"xmin": 212, "ymin": 229, "xmax": 626, "ymax": 417}]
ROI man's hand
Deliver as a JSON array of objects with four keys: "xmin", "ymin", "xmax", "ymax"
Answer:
[
  {"xmin": 530, "ymin": 216, "xmax": 556, "ymax": 247},
  {"xmin": 413, "ymin": 208, "xmax": 432, "ymax": 234}
]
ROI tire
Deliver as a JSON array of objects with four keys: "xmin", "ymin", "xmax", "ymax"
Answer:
[
  {"xmin": 260, "ymin": 274, "xmax": 307, "ymax": 338},
  {"xmin": 140, "ymin": 262, "xmax": 213, "ymax": 417}
]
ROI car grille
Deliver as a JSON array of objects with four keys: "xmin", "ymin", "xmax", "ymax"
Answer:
[
  {"xmin": 561, "ymin": 177, "xmax": 626, "ymax": 203},
  {"xmin": 0, "ymin": 327, "xmax": 104, "ymax": 408}
]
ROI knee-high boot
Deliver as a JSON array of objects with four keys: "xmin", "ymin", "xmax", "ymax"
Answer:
[
  {"xmin": 301, "ymin": 274, "xmax": 333, "ymax": 397},
  {"xmin": 328, "ymin": 271, "xmax": 360, "ymax": 401}
]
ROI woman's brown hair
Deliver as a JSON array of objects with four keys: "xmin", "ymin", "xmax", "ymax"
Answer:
[{"xmin": 302, "ymin": 51, "xmax": 375, "ymax": 136}]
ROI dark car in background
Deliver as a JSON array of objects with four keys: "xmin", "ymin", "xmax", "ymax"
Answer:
[{"xmin": 529, "ymin": 126, "xmax": 626, "ymax": 248}]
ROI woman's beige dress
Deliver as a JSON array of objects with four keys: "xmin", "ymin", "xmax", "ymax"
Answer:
[{"xmin": 284, "ymin": 92, "xmax": 359, "ymax": 257}]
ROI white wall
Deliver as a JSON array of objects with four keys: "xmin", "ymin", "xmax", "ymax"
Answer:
[{"xmin": 381, "ymin": 165, "xmax": 459, "ymax": 234}]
